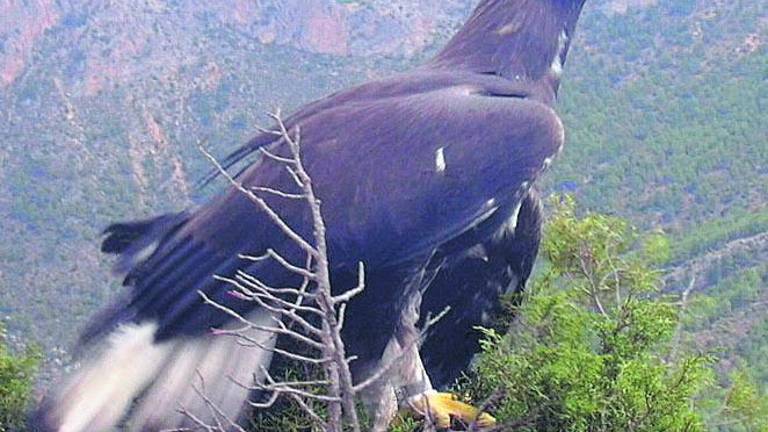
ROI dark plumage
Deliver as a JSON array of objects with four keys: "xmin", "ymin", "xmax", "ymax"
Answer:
[{"xmin": 34, "ymin": 0, "xmax": 587, "ymax": 430}]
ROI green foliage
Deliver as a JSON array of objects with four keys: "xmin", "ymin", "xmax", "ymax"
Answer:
[
  {"xmin": 0, "ymin": 325, "xmax": 40, "ymax": 432},
  {"xmin": 716, "ymin": 368, "xmax": 768, "ymax": 432},
  {"xmin": 247, "ymin": 350, "xmax": 374, "ymax": 432},
  {"xmin": 669, "ymin": 212, "xmax": 768, "ymax": 264},
  {"xmin": 553, "ymin": 10, "xmax": 767, "ymax": 238},
  {"xmin": 465, "ymin": 197, "xmax": 715, "ymax": 431}
]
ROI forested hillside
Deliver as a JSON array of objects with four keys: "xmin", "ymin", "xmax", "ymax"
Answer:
[
  {"xmin": 0, "ymin": 0, "xmax": 765, "ymax": 414},
  {"xmin": 549, "ymin": 1, "xmax": 768, "ymax": 406}
]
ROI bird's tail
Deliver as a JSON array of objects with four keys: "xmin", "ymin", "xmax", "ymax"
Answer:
[
  {"xmin": 32, "ymin": 311, "xmax": 275, "ymax": 432},
  {"xmin": 101, "ymin": 212, "xmax": 189, "ymax": 277}
]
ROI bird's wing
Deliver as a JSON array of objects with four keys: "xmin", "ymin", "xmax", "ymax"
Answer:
[
  {"xmin": 97, "ymin": 81, "xmax": 563, "ymax": 340},
  {"xmin": 420, "ymin": 189, "xmax": 543, "ymax": 386},
  {"xmin": 274, "ymin": 83, "xmax": 563, "ymax": 267}
]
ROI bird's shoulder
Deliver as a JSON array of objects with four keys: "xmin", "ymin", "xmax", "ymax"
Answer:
[{"xmin": 292, "ymin": 69, "xmax": 553, "ymax": 120}]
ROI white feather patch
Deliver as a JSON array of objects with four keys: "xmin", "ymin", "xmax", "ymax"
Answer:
[
  {"xmin": 57, "ymin": 322, "xmax": 174, "ymax": 432},
  {"xmin": 47, "ymin": 310, "xmax": 278, "ymax": 432},
  {"xmin": 435, "ymin": 147, "xmax": 447, "ymax": 173},
  {"xmin": 494, "ymin": 201, "xmax": 524, "ymax": 241},
  {"xmin": 550, "ymin": 30, "xmax": 569, "ymax": 78},
  {"xmin": 127, "ymin": 310, "xmax": 277, "ymax": 430},
  {"xmin": 133, "ymin": 240, "xmax": 160, "ymax": 265},
  {"xmin": 550, "ymin": 53, "xmax": 564, "ymax": 78},
  {"xmin": 465, "ymin": 243, "xmax": 489, "ymax": 262},
  {"xmin": 543, "ymin": 156, "xmax": 554, "ymax": 170}
]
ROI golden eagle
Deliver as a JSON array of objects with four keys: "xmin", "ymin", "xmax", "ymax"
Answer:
[{"xmin": 35, "ymin": 0, "xmax": 586, "ymax": 429}]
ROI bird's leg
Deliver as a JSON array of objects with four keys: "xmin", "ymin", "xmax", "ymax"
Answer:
[
  {"xmin": 366, "ymin": 270, "xmax": 497, "ymax": 430},
  {"xmin": 367, "ymin": 381, "xmax": 399, "ymax": 432},
  {"xmin": 365, "ymin": 288, "xmax": 432, "ymax": 431},
  {"xmin": 386, "ymin": 343, "xmax": 496, "ymax": 430},
  {"xmin": 401, "ymin": 391, "xmax": 497, "ymax": 430},
  {"xmin": 390, "ymin": 276, "xmax": 496, "ymax": 430}
]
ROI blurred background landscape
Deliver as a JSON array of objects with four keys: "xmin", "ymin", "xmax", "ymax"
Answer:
[{"xmin": 0, "ymin": 0, "xmax": 765, "ymax": 424}]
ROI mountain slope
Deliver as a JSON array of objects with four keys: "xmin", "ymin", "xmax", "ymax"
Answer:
[{"xmin": 0, "ymin": 0, "xmax": 765, "ymax": 393}]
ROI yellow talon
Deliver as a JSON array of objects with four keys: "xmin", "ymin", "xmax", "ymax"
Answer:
[{"xmin": 402, "ymin": 391, "xmax": 497, "ymax": 430}]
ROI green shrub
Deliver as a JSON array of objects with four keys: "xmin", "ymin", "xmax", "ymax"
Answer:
[
  {"xmin": 0, "ymin": 325, "xmax": 40, "ymax": 432},
  {"xmin": 463, "ymin": 197, "xmax": 715, "ymax": 431}
]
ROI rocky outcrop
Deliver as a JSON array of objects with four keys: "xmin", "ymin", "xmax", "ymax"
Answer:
[
  {"xmin": 0, "ymin": 0, "xmax": 474, "ymax": 89},
  {"xmin": 0, "ymin": 0, "xmax": 60, "ymax": 86},
  {"xmin": 601, "ymin": 0, "xmax": 658, "ymax": 16}
]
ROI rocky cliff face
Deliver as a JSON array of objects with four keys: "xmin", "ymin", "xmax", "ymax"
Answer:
[
  {"xmin": 0, "ymin": 0, "xmax": 61, "ymax": 86},
  {"xmin": 2, "ymin": 0, "xmax": 762, "ymax": 92},
  {"xmin": 0, "ymin": 0, "xmax": 475, "ymax": 92}
]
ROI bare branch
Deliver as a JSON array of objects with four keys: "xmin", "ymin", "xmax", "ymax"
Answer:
[
  {"xmin": 251, "ymin": 185, "xmax": 307, "ymax": 200},
  {"xmin": 238, "ymin": 252, "xmax": 272, "ymax": 262},
  {"xmin": 175, "ymin": 370, "xmax": 248, "ymax": 432},
  {"xmin": 235, "ymin": 269, "xmax": 318, "ymax": 298},
  {"xmin": 260, "ymin": 146, "xmax": 298, "ymax": 165},
  {"xmin": 264, "ymin": 248, "xmax": 317, "ymax": 280},
  {"xmin": 332, "ymin": 262, "xmax": 366, "ymax": 304},
  {"xmin": 231, "ymin": 274, "xmax": 323, "ymax": 316},
  {"xmin": 284, "ymin": 165, "xmax": 305, "ymax": 188},
  {"xmin": 193, "ymin": 110, "xmax": 441, "ymax": 432},
  {"xmin": 287, "ymin": 393, "xmax": 326, "ymax": 426},
  {"xmin": 204, "ymin": 281, "xmax": 323, "ymax": 337},
  {"xmin": 354, "ymin": 305, "xmax": 449, "ymax": 394},
  {"xmin": 199, "ymin": 143, "xmax": 318, "ymax": 257},
  {"xmin": 254, "ymin": 366, "xmax": 342, "ymax": 403}
]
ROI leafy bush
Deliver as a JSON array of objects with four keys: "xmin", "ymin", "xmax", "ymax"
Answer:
[
  {"xmin": 0, "ymin": 325, "xmax": 40, "ymax": 432},
  {"xmin": 464, "ymin": 197, "xmax": 715, "ymax": 431}
]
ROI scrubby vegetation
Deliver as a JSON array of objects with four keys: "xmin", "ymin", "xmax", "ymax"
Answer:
[
  {"xmin": 2, "ymin": 198, "xmax": 763, "ymax": 431},
  {"xmin": 0, "ymin": 325, "xmax": 39, "ymax": 431},
  {"xmin": 462, "ymin": 198, "xmax": 714, "ymax": 431}
]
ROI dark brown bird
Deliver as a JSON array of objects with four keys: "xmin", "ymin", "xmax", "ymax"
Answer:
[{"xmin": 35, "ymin": 0, "xmax": 587, "ymax": 430}]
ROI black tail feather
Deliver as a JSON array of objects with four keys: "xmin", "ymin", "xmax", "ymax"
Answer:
[
  {"xmin": 101, "ymin": 212, "xmax": 189, "ymax": 278},
  {"xmin": 101, "ymin": 213, "xmax": 186, "ymax": 254},
  {"xmin": 76, "ymin": 212, "xmax": 189, "ymax": 347}
]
